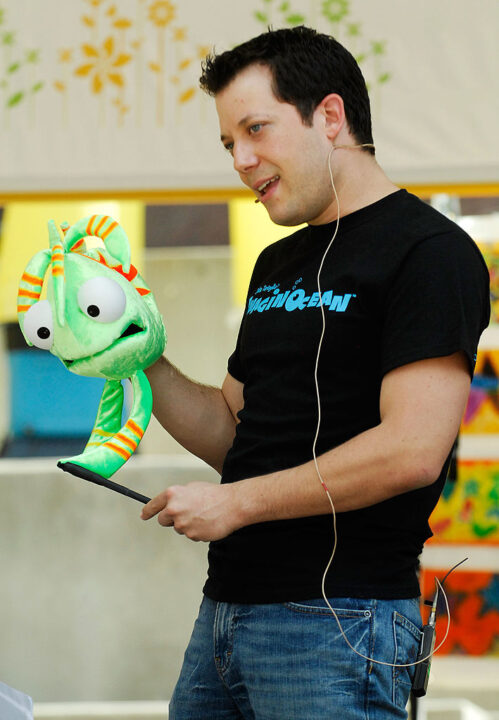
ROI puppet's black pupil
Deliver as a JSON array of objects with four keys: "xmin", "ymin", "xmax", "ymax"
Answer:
[
  {"xmin": 87, "ymin": 305, "xmax": 100, "ymax": 317},
  {"xmin": 37, "ymin": 327, "xmax": 50, "ymax": 339}
]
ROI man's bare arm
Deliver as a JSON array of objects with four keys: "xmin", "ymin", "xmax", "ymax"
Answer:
[
  {"xmin": 142, "ymin": 352, "xmax": 471, "ymax": 540},
  {"xmin": 145, "ymin": 356, "xmax": 244, "ymax": 473},
  {"xmin": 232, "ymin": 350, "xmax": 471, "ymax": 523}
]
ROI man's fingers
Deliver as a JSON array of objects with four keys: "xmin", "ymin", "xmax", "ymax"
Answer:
[
  {"xmin": 157, "ymin": 509, "xmax": 175, "ymax": 527},
  {"xmin": 141, "ymin": 490, "xmax": 170, "ymax": 521}
]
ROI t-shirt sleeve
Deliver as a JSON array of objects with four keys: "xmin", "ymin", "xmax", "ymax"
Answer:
[
  {"xmin": 381, "ymin": 231, "xmax": 490, "ymax": 377},
  {"xmin": 226, "ymin": 246, "xmax": 270, "ymax": 383},
  {"xmin": 227, "ymin": 321, "xmax": 245, "ymax": 382}
]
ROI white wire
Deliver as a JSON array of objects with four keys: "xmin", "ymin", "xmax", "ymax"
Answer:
[{"xmin": 312, "ymin": 144, "xmax": 451, "ymax": 668}]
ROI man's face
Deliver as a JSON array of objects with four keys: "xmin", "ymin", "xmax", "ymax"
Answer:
[{"xmin": 215, "ymin": 64, "xmax": 335, "ymax": 226}]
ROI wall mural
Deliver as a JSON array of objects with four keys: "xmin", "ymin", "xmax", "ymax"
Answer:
[
  {"xmin": 1, "ymin": 0, "xmax": 212, "ymax": 129},
  {"xmin": 478, "ymin": 241, "xmax": 499, "ymax": 325},
  {"xmin": 1, "ymin": 0, "xmax": 498, "ymax": 191},
  {"xmin": 1, "ymin": 0, "xmax": 390, "ymax": 131},
  {"xmin": 429, "ymin": 461, "xmax": 499, "ymax": 545},
  {"xmin": 462, "ymin": 350, "xmax": 499, "ymax": 434}
]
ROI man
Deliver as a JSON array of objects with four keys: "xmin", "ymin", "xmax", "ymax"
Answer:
[{"xmin": 142, "ymin": 27, "xmax": 490, "ymax": 719}]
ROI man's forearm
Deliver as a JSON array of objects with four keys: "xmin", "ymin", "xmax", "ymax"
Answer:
[
  {"xmin": 231, "ymin": 419, "xmax": 437, "ymax": 528},
  {"xmin": 141, "ymin": 417, "xmax": 440, "ymax": 541},
  {"xmin": 145, "ymin": 356, "xmax": 237, "ymax": 472},
  {"xmin": 230, "ymin": 353, "xmax": 470, "ymax": 529}
]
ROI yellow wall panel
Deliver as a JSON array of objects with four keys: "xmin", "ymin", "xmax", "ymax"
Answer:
[
  {"xmin": 228, "ymin": 198, "xmax": 305, "ymax": 307},
  {"xmin": 0, "ymin": 201, "xmax": 144, "ymax": 323}
]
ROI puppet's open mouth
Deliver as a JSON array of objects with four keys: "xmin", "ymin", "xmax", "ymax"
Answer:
[
  {"xmin": 62, "ymin": 323, "xmax": 145, "ymax": 368},
  {"xmin": 119, "ymin": 323, "xmax": 143, "ymax": 339}
]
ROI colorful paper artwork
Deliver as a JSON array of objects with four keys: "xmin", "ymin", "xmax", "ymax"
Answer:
[
  {"xmin": 420, "ymin": 569, "xmax": 499, "ymax": 656},
  {"xmin": 477, "ymin": 241, "xmax": 499, "ymax": 325},
  {"xmin": 429, "ymin": 460, "xmax": 499, "ymax": 544},
  {"xmin": 461, "ymin": 350, "xmax": 499, "ymax": 434},
  {"xmin": 422, "ymin": 232, "xmax": 499, "ymax": 658}
]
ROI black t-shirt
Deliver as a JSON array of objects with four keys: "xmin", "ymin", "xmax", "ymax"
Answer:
[{"xmin": 203, "ymin": 190, "xmax": 490, "ymax": 603}]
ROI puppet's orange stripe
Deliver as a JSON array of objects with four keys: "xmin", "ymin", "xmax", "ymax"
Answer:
[
  {"xmin": 136, "ymin": 287, "xmax": 151, "ymax": 296},
  {"xmin": 52, "ymin": 267, "xmax": 64, "ymax": 276},
  {"xmin": 127, "ymin": 265, "xmax": 138, "ymax": 282},
  {"xmin": 101, "ymin": 221, "xmax": 118, "ymax": 240},
  {"xmin": 71, "ymin": 238, "xmax": 85, "ymax": 252},
  {"xmin": 94, "ymin": 216, "xmax": 108, "ymax": 236},
  {"xmin": 18, "ymin": 289, "xmax": 41, "ymax": 299},
  {"xmin": 17, "ymin": 304, "xmax": 31, "ymax": 313},
  {"xmin": 52, "ymin": 253, "xmax": 64, "ymax": 262},
  {"xmin": 115, "ymin": 432, "xmax": 138, "ymax": 451},
  {"xmin": 126, "ymin": 419, "xmax": 144, "ymax": 439},
  {"xmin": 22, "ymin": 272, "xmax": 43, "ymax": 286},
  {"xmin": 86, "ymin": 215, "xmax": 97, "ymax": 236},
  {"xmin": 104, "ymin": 442, "xmax": 131, "ymax": 460}
]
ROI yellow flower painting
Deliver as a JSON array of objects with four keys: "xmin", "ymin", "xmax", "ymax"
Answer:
[
  {"xmin": 75, "ymin": 36, "xmax": 131, "ymax": 94},
  {"xmin": 148, "ymin": 0, "xmax": 175, "ymax": 27}
]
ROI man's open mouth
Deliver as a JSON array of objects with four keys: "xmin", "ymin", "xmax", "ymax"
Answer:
[{"xmin": 257, "ymin": 175, "xmax": 280, "ymax": 197}]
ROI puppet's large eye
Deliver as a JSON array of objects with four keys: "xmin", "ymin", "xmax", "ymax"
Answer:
[
  {"xmin": 23, "ymin": 300, "xmax": 54, "ymax": 350},
  {"xmin": 77, "ymin": 276, "xmax": 126, "ymax": 323}
]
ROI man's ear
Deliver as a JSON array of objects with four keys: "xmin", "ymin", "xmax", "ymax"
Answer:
[{"xmin": 316, "ymin": 93, "xmax": 346, "ymax": 141}]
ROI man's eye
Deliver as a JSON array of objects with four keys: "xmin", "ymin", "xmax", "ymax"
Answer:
[
  {"xmin": 249, "ymin": 123, "xmax": 262, "ymax": 134},
  {"xmin": 224, "ymin": 143, "xmax": 234, "ymax": 154}
]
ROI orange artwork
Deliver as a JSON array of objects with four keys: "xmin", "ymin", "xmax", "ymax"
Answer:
[{"xmin": 421, "ymin": 569, "xmax": 499, "ymax": 656}]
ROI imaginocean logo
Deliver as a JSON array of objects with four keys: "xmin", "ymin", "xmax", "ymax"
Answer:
[{"xmin": 247, "ymin": 282, "xmax": 356, "ymax": 315}]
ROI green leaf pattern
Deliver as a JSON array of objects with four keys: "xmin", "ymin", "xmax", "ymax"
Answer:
[
  {"xmin": 0, "ymin": 0, "xmax": 391, "ymax": 122},
  {"xmin": 1, "ymin": 5, "xmax": 42, "ymax": 113}
]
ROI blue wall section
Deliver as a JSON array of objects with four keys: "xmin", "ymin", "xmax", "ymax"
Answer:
[{"xmin": 10, "ymin": 349, "xmax": 105, "ymax": 437}]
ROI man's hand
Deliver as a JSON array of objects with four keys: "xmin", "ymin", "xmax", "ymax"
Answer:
[{"xmin": 141, "ymin": 482, "xmax": 240, "ymax": 542}]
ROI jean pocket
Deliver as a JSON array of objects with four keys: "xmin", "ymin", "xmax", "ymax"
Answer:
[
  {"xmin": 283, "ymin": 600, "xmax": 374, "ymax": 662},
  {"xmin": 282, "ymin": 599, "xmax": 374, "ymax": 701},
  {"xmin": 284, "ymin": 598, "xmax": 373, "ymax": 618},
  {"xmin": 283, "ymin": 599, "xmax": 373, "ymax": 646},
  {"xmin": 392, "ymin": 610, "xmax": 422, "ymax": 707}
]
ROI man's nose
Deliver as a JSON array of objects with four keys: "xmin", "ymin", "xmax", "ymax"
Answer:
[{"xmin": 232, "ymin": 142, "xmax": 258, "ymax": 175}]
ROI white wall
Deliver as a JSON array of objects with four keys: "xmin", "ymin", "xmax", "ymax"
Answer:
[{"xmin": 0, "ymin": 456, "xmax": 216, "ymax": 703}]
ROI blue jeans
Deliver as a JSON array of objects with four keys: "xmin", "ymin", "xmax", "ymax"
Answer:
[{"xmin": 169, "ymin": 595, "xmax": 422, "ymax": 719}]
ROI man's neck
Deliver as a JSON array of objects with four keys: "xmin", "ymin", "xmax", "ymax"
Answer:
[{"xmin": 310, "ymin": 151, "xmax": 399, "ymax": 225}]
